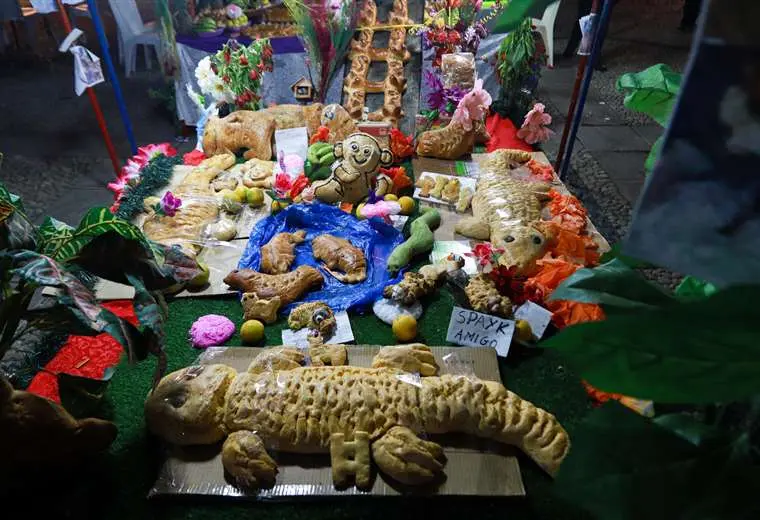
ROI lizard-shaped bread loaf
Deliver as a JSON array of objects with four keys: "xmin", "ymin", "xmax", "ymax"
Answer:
[{"xmin": 145, "ymin": 346, "xmax": 570, "ymax": 489}]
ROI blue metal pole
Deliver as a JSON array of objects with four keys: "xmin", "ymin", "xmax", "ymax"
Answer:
[
  {"xmin": 558, "ymin": 0, "xmax": 613, "ymax": 179},
  {"xmin": 86, "ymin": 0, "xmax": 138, "ymax": 155}
]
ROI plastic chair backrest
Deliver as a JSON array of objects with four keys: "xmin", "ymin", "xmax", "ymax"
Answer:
[
  {"xmin": 107, "ymin": 0, "xmax": 144, "ymax": 38},
  {"xmin": 540, "ymin": 1, "xmax": 561, "ymax": 27}
]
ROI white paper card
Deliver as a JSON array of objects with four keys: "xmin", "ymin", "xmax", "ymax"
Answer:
[
  {"xmin": 275, "ymin": 127, "xmax": 309, "ymax": 161},
  {"xmin": 446, "ymin": 306, "xmax": 515, "ymax": 357},
  {"xmin": 281, "ymin": 311, "xmax": 354, "ymax": 348},
  {"xmin": 514, "ymin": 301, "xmax": 553, "ymax": 341},
  {"xmin": 430, "ymin": 240, "xmax": 478, "ymax": 274},
  {"xmin": 30, "ymin": 0, "xmax": 57, "ymax": 14},
  {"xmin": 389, "ymin": 214, "xmax": 408, "ymax": 231},
  {"xmin": 413, "ymin": 171, "xmax": 477, "ymax": 206}
]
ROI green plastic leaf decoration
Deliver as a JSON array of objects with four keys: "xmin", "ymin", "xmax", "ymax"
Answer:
[
  {"xmin": 598, "ymin": 243, "xmax": 653, "ymax": 269},
  {"xmin": 556, "ymin": 403, "xmax": 760, "ymax": 520},
  {"xmin": 653, "ymin": 413, "xmax": 723, "ymax": 447},
  {"xmin": 36, "ymin": 216, "xmax": 75, "ymax": 256},
  {"xmin": 58, "ymin": 367, "xmax": 115, "ymax": 419},
  {"xmin": 543, "ymin": 285, "xmax": 760, "ymax": 403},
  {"xmin": 548, "ymin": 258, "xmax": 675, "ymax": 310},
  {"xmin": 674, "ymin": 275, "xmax": 718, "ymax": 301},
  {"xmin": 0, "ymin": 199, "xmax": 14, "ymax": 224},
  {"xmin": 41, "ymin": 207, "xmax": 145, "ymax": 263},
  {"xmin": 616, "ymin": 64, "xmax": 682, "ymax": 127},
  {"xmin": 10, "ymin": 251, "xmax": 146, "ymax": 362},
  {"xmin": 490, "ymin": 0, "xmax": 557, "ymax": 34},
  {"xmin": 644, "ymin": 133, "xmax": 664, "ymax": 174}
]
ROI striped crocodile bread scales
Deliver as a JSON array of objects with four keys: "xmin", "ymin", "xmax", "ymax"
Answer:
[
  {"xmin": 147, "ymin": 346, "xmax": 570, "ymax": 498},
  {"xmin": 342, "ymin": 0, "xmax": 411, "ymax": 127}
]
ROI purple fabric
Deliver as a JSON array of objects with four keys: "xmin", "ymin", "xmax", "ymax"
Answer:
[{"xmin": 176, "ymin": 34, "xmax": 304, "ymax": 54}]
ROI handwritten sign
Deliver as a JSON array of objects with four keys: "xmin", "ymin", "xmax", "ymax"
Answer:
[{"xmin": 446, "ymin": 306, "xmax": 515, "ymax": 357}]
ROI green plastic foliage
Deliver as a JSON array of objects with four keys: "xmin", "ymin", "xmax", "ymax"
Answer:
[
  {"xmin": 616, "ymin": 64, "xmax": 682, "ymax": 127},
  {"xmin": 38, "ymin": 208, "xmax": 145, "ymax": 263},
  {"xmin": 543, "ymin": 285, "xmax": 760, "ymax": 403},
  {"xmin": 548, "ymin": 258, "xmax": 675, "ymax": 310},
  {"xmin": 556, "ymin": 403, "xmax": 760, "ymax": 520},
  {"xmin": 491, "ymin": 0, "xmax": 557, "ymax": 34}
]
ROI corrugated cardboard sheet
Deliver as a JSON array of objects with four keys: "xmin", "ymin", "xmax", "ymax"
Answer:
[{"xmin": 149, "ymin": 346, "xmax": 525, "ymax": 499}]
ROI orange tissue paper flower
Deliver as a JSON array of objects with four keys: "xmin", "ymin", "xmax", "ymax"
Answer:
[
  {"xmin": 389, "ymin": 129, "xmax": 414, "ymax": 161},
  {"xmin": 380, "ymin": 166, "xmax": 412, "ymax": 195},
  {"xmin": 547, "ymin": 189, "xmax": 588, "ymax": 234},
  {"xmin": 309, "ymin": 126, "xmax": 330, "ymax": 145},
  {"xmin": 526, "ymin": 159, "xmax": 555, "ymax": 183},
  {"xmin": 546, "ymin": 300, "xmax": 605, "ymax": 328}
]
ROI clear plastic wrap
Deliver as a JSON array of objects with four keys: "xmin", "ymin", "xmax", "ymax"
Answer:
[{"xmin": 441, "ymin": 52, "xmax": 476, "ymax": 91}]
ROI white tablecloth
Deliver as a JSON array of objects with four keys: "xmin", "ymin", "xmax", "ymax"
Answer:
[{"xmin": 175, "ymin": 41, "xmax": 345, "ymax": 126}]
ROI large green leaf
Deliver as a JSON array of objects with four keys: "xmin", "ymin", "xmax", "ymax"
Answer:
[
  {"xmin": 674, "ymin": 275, "xmax": 718, "ymax": 301},
  {"xmin": 0, "ymin": 199, "xmax": 14, "ymax": 224},
  {"xmin": 36, "ymin": 216, "xmax": 75, "ymax": 256},
  {"xmin": 126, "ymin": 274, "xmax": 167, "ymax": 383},
  {"xmin": 40, "ymin": 207, "xmax": 145, "ymax": 263},
  {"xmin": 548, "ymin": 258, "xmax": 675, "ymax": 310},
  {"xmin": 542, "ymin": 285, "xmax": 760, "ymax": 403},
  {"xmin": 490, "ymin": 0, "xmax": 557, "ymax": 34},
  {"xmin": 556, "ymin": 403, "xmax": 760, "ymax": 520},
  {"xmin": 598, "ymin": 243, "xmax": 652, "ymax": 269},
  {"xmin": 58, "ymin": 367, "xmax": 115, "ymax": 419},
  {"xmin": 616, "ymin": 64, "xmax": 682, "ymax": 127},
  {"xmin": 9, "ymin": 251, "xmax": 147, "ymax": 363},
  {"xmin": 644, "ymin": 133, "xmax": 664, "ymax": 174}
]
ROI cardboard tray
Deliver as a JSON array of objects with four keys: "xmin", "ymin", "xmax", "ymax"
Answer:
[{"xmin": 149, "ymin": 346, "xmax": 526, "ymax": 499}]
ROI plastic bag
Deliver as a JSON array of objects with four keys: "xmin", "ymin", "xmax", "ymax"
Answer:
[
  {"xmin": 441, "ymin": 52, "xmax": 476, "ymax": 91},
  {"xmin": 238, "ymin": 203, "xmax": 405, "ymax": 313}
]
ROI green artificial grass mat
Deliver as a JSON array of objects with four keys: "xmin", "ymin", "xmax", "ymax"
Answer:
[{"xmin": 6, "ymin": 295, "xmax": 594, "ymax": 519}]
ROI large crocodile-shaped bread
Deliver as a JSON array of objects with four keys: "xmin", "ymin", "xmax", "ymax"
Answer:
[
  {"xmin": 455, "ymin": 149, "xmax": 552, "ymax": 274},
  {"xmin": 145, "ymin": 345, "xmax": 570, "ymax": 490}
]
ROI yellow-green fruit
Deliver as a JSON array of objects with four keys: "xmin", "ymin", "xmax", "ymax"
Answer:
[
  {"xmin": 188, "ymin": 262, "xmax": 210, "ymax": 288},
  {"xmin": 355, "ymin": 203, "xmax": 366, "ymax": 219},
  {"xmin": 392, "ymin": 314, "xmax": 417, "ymax": 342},
  {"xmin": 270, "ymin": 200, "xmax": 282, "ymax": 214},
  {"xmin": 240, "ymin": 319, "xmax": 265, "ymax": 344},
  {"xmin": 246, "ymin": 187, "xmax": 265, "ymax": 207},
  {"xmin": 384, "ymin": 194, "xmax": 398, "ymax": 201},
  {"xmin": 398, "ymin": 196, "xmax": 415, "ymax": 215},
  {"xmin": 233, "ymin": 185, "xmax": 248, "ymax": 203},
  {"xmin": 515, "ymin": 319, "xmax": 533, "ymax": 342}
]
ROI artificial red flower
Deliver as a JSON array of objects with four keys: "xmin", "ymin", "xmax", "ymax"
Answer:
[
  {"xmin": 183, "ymin": 149, "xmax": 207, "ymax": 166},
  {"xmin": 389, "ymin": 128, "xmax": 414, "ymax": 161},
  {"xmin": 239, "ymin": 55, "xmax": 248, "ymax": 66},
  {"xmin": 466, "ymin": 243, "xmax": 504, "ymax": 267},
  {"xmin": 289, "ymin": 175, "xmax": 310, "ymax": 199},
  {"xmin": 309, "ymin": 126, "xmax": 330, "ymax": 144},
  {"xmin": 274, "ymin": 173, "xmax": 293, "ymax": 198},
  {"xmin": 248, "ymin": 69, "xmax": 259, "ymax": 81},
  {"xmin": 137, "ymin": 142, "xmax": 177, "ymax": 160}
]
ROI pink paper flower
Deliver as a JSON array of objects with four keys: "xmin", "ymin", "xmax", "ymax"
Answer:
[
  {"xmin": 137, "ymin": 142, "xmax": 177, "ymax": 161},
  {"xmin": 452, "ymin": 79, "xmax": 492, "ymax": 131},
  {"xmin": 156, "ymin": 191, "xmax": 182, "ymax": 217},
  {"xmin": 516, "ymin": 103, "xmax": 555, "ymax": 144}
]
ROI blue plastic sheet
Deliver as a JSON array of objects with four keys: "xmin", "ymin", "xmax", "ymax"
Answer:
[{"xmin": 238, "ymin": 203, "xmax": 405, "ymax": 313}]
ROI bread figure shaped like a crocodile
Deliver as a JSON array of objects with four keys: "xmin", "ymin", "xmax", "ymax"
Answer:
[
  {"xmin": 145, "ymin": 345, "xmax": 570, "ymax": 490},
  {"xmin": 455, "ymin": 149, "xmax": 553, "ymax": 275}
]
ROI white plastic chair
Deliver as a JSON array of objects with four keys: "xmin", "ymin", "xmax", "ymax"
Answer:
[
  {"xmin": 107, "ymin": 0, "xmax": 159, "ymax": 77},
  {"xmin": 532, "ymin": 0, "xmax": 561, "ymax": 68}
]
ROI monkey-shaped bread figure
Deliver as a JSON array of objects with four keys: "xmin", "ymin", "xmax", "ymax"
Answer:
[{"xmin": 312, "ymin": 133, "xmax": 393, "ymax": 205}]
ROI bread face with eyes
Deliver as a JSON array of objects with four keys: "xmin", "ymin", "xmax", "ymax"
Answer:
[{"xmin": 312, "ymin": 133, "xmax": 393, "ymax": 205}]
